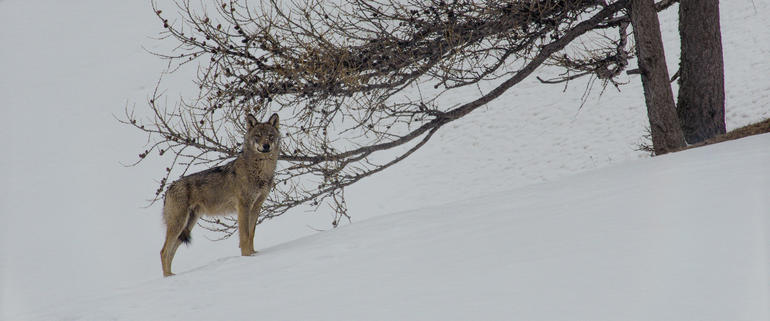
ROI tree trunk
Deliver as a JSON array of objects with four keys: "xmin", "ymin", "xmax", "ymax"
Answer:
[
  {"xmin": 630, "ymin": 0, "xmax": 686, "ymax": 155},
  {"xmin": 677, "ymin": 0, "xmax": 726, "ymax": 144}
]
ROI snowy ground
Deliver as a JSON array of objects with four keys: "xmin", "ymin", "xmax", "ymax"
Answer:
[
  {"xmin": 1, "ymin": 0, "xmax": 769, "ymax": 320},
  {"xmin": 13, "ymin": 131, "xmax": 770, "ymax": 321}
]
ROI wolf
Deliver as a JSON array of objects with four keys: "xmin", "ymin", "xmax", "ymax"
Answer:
[{"xmin": 160, "ymin": 113, "xmax": 280, "ymax": 277}]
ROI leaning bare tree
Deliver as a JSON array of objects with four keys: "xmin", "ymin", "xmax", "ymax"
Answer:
[
  {"xmin": 630, "ymin": 0, "xmax": 685, "ymax": 154},
  {"xmin": 125, "ymin": 0, "xmax": 676, "ymax": 237}
]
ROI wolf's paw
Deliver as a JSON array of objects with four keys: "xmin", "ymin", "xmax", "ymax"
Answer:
[{"xmin": 241, "ymin": 250, "xmax": 259, "ymax": 256}]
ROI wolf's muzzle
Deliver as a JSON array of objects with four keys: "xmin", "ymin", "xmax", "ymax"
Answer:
[{"xmin": 258, "ymin": 144, "xmax": 271, "ymax": 153}]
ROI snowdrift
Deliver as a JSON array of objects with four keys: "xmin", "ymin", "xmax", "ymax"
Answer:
[{"xmin": 17, "ymin": 134, "xmax": 770, "ymax": 321}]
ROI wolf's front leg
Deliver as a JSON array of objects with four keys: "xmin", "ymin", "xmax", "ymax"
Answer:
[
  {"xmin": 237, "ymin": 201, "xmax": 256, "ymax": 256},
  {"xmin": 247, "ymin": 193, "xmax": 268, "ymax": 255}
]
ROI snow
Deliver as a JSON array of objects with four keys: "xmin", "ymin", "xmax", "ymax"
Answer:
[
  {"xmin": 1, "ymin": 0, "xmax": 769, "ymax": 320},
  {"xmin": 11, "ymin": 133, "xmax": 770, "ymax": 321}
]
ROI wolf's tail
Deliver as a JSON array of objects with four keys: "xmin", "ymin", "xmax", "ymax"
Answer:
[
  {"xmin": 178, "ymin": 210, "xmax": 196, "ymax": 244},
  {"xmin": 179, "ymin": 227, "xmax": 192, "ymax": 244}
]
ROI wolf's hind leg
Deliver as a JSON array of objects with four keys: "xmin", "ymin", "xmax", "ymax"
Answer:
[{"xmin": 160, "ymin": 206, "xmax": 193, "ymax": 277}]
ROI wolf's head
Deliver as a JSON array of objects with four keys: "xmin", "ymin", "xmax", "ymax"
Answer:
[{"xmin": 244, "ymin": 113, "xmax": 280, "ymax": 155}]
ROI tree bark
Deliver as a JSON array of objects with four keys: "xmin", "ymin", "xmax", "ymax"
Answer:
[
  {"xmin": 677, "ymin": 0, "xmax": 726, "ymax": 144},
  {"xmin": 630, "ymin": 0, "xmax": 686, "ymax": 155}
]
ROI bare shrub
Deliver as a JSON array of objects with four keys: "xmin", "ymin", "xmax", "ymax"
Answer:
[{"xmin": 124, "ymin": 0, "xmax": 677, "ymax": 237}]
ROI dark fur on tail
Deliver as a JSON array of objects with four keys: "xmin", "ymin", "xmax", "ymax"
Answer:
[
  {"xmin": 178, "ymin": 209, "xmax": 196, "ymax": 245},
  {"xmin": 179, "ymin": 228, "xmax": 192, "ymax": 244}
]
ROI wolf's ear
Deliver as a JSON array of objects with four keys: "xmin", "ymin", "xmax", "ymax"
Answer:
[
  {"xmin": 246, "ymin": 114, "xmax": 259, "ymax": 130},
  {"xmin": 267, "ymin": 113, "xmax": 279, "ymax": 129}
]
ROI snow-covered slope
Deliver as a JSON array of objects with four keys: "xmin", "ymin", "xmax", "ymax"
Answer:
[
  {"xmin": 14, "ymin": 133, "xmax": 770, "ymax": 321},
  {"xmin": 1, "ymin": 0, "xmax": 769, "ymax": 320}
]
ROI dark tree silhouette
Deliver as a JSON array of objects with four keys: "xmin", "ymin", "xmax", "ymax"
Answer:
[
  {"xmin": 676, "ymin": 0, "xmax": 725, "ymax": 144},
  {"xmin": 630, "ymin": 0, "xmax": 685, "ymax": 154}
]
